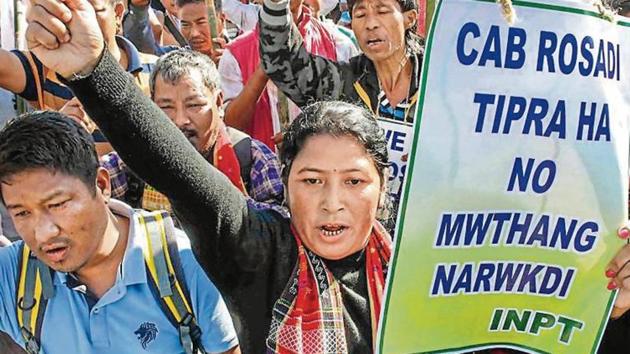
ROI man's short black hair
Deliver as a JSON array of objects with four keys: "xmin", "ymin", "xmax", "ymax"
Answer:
[
  {"xmin": 346, "ymin": 0, "xmax": 423, "ymax": 55},
  {"xmin": 176, "ymin": 0, "xmax": 222, "ymax": 13},
  {"xmin": 0, "ymin": 111, "xmax": 99, "ymax": 199}
]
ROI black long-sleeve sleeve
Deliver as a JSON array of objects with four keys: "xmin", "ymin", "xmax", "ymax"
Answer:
[
  {"xmin": 66, "ymin": 50, "xmax": 246, "ymax": 253},
  {"xmin": 65, "ymin": 50, "xmax": 379, "ymax": 353},
  {"xmin": 65, "ymin": 50, "xmax": 297, "ymax": 353}
]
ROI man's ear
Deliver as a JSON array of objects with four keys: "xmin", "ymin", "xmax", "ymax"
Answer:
[
  {"xmin": 114, "ymin": 1, "xmax": 126, "ymax": 34},
  {"xmin": 115, "ymin": 1, "xmax": 126, "ymax": 19},
  {"xmin": 95, "ymin": 167, "xmax": 112, "ymax": 202},
  {"xmin": 403, "ymin": 9, "xmax": 417, "ymax": 31},
  {"xmin": 215, "ymin": 90, "xmax": 224, "ymax": 116}
]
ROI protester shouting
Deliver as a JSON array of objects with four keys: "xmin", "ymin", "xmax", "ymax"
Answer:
[
  {"xmin": 23, "ymin": 0, "xmax": 393, "ymax": 352},
  {"xmin": 259, "ymin": 0, "xmax": 422, "ymax": 123},
  {"xmin": 101, "ymin": 49, "xmax": 285, "ymax": 214},
  {"xmin": 258, "ymin": 0, "xmax": 422, "ymax": 228}
]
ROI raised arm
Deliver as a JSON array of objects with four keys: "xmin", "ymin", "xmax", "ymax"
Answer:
[
  {"xmin": 0, "ymin": 49, "xmax": 27, "ymax": 95},
  {"xmin": 76, "ymin": 51, "xmax": 255, "ymax": 265},
  {"xmin": 24, "ymin": 0, "xmax": 291, "ymax": 279},
  {"xmin": 258, "ymin": 0, "xmax": 346, "ymax": 107},
  {"xmin": 122, "ymin": 0, "xmax": 162, "ymax": 55}
]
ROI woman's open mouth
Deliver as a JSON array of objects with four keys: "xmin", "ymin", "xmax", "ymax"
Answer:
[
  {"xmin": 320, "ymin": 224, "xmax": 348, "ymax": 237},
  {"xmin": 366, "ymin": 38, "xmax": 385, "ymax": 49}
]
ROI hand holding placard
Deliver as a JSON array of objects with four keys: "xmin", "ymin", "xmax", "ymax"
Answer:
[
  {"xmin": 606, "ymin": 225, "xmax": 630, "ymax": 319},
  {"xmin": 378, "ymin": 1, "xmax": 629, "ymax": 353}
]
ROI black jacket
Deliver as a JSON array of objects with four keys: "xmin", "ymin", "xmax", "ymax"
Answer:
[{"xmin": 66, "ymin": 50, "xmax": 374, "ymax": 354}]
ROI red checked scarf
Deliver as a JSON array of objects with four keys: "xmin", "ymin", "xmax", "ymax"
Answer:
[
  {"xmin": 141, "ymin": 121, "xmax": 247, "ymax": 212},
  {"xmin": 266, "ymin": 222, "xmax": 392, "ymax": 353},
  {"xmin": 212, "ymin": 121, "xmax": 248, "ymax": 195}
]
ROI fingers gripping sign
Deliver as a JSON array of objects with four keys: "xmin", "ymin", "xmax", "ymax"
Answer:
[
  {"xmin": 26, "ymin": 0, "xmax": 105, "ymax": 78},
  {"xmin": 606, "ymin": 222, "xmax": 630, "ymax": 319}
]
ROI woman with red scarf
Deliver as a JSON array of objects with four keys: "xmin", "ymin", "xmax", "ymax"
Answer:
[{"xmin": 19, "ymin": 4, "xmax": 393, "ymax": 351}]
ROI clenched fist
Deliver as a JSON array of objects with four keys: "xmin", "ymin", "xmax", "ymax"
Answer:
[{"xmin": 26, "ymin": 0, "xmax": 105, "ymax": 78}]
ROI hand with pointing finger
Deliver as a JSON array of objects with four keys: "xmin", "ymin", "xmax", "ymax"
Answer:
[{"xmin": 26, "ymin": 0, "xmax": 104, "ymax": 78}]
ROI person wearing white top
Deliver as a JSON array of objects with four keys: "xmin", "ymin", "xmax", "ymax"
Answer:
[{"xmin": 222, "ymin": 0, "xmax": 340, "ymax": 33}]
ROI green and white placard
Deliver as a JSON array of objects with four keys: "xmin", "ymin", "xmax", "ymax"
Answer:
[{"xmin": 378, "ymin": 0, "xmax": 630, "ymax": 353}]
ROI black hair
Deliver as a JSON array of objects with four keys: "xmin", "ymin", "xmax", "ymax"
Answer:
[
  {"xmin": 150, "ymin": 48, "xmax": 220, "ymax": 99},
  {"xmin": 280, "ymin": 101, "xmax": 392, "ymax": 219},
  {"xmin": 346, "ymin": 0, "xmax": 424, "ymax": 55},
  {"xmin": 175, "ymin": 0, "xmax": 222, "ymax": 13},
  {"xmin": 0, "ymin": 111, "xmax": 99, "ymax": 199},
  {"xmin": 280, "ymin": 100, "xmax": 389, "ymax": 185}
]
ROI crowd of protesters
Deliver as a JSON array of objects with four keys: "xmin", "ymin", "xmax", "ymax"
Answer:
[{"xmin": 0, "ymin": 0, "xmax": 629, "ymax": 353}]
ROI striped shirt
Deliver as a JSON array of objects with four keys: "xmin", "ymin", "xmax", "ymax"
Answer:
[
  {"xmin": 11, "ymin": 36, "xmax": 157, "ymax": 110},
  {"xmin": 376, "ymin": 58, "xmax": 421, "ymax": 124},
  {"xmin": 101, "ymin": 138, "xmax": 286, "ymax": 210}
]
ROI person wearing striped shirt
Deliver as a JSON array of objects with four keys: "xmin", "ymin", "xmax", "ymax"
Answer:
[{"xmin": 0, "ymin": 0, "xmax": 157, "ymax": 112}]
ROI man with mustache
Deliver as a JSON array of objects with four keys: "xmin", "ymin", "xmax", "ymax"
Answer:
[{"xmin": 101, "ymin": 49, "xmax": 285, "ymax": 212}]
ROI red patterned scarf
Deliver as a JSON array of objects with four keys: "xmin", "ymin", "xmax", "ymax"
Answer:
[
  {"xmin": 212, "ymin": 122, "xmax": 248, "ymax": 195},
  {"xmin": 141, "ymin": 122, "xmax": 247, "ymax": 212},
  {"xmin": 266, "ymin": 223, "xmax": 392, "ymax": 353}
]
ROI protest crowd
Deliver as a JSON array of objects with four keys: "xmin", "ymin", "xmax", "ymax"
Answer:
[{"xmin": 0, "ymin": 0, "xmax": 628, "ymax": 352}]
